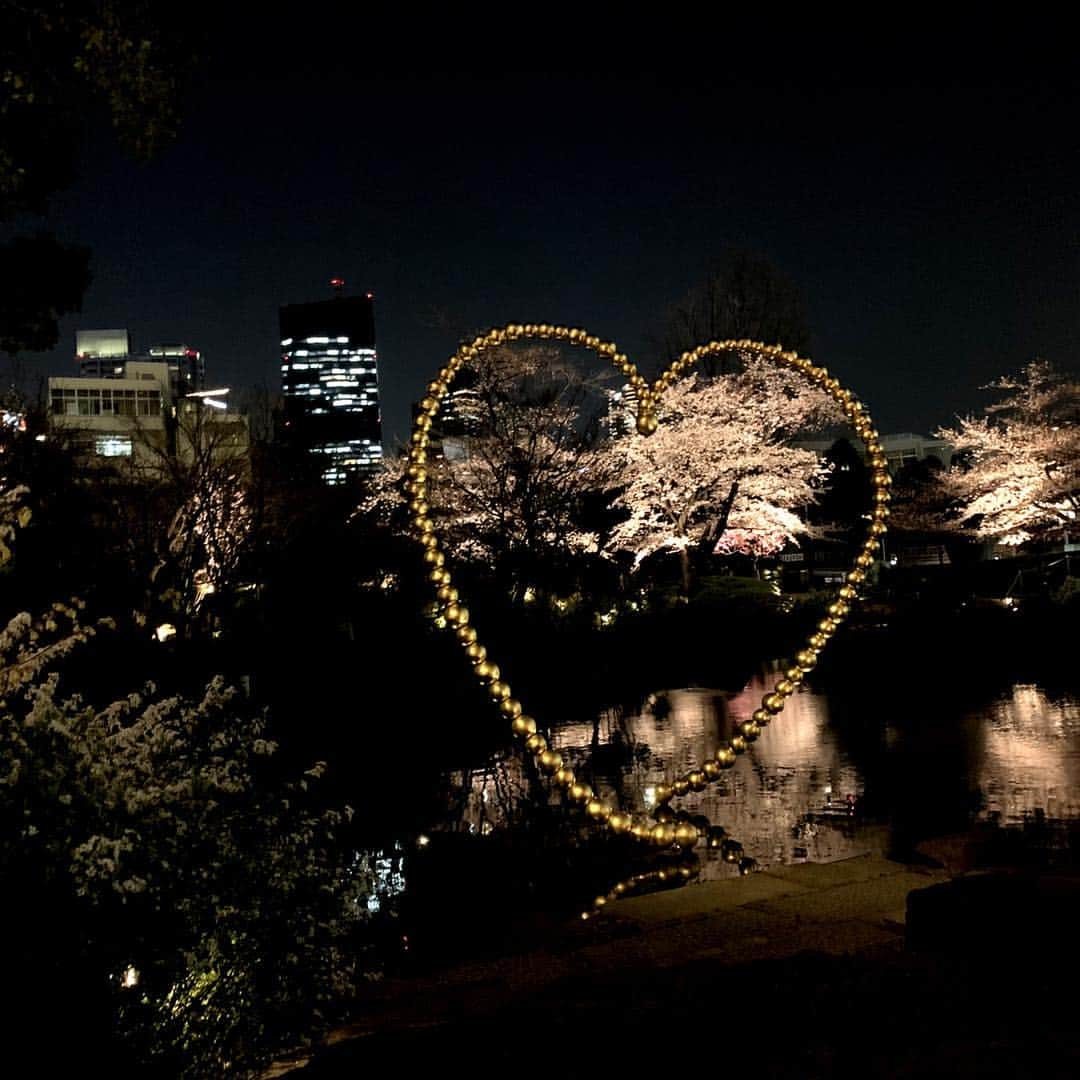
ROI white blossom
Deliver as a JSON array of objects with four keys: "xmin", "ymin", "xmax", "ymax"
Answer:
[
  {"xmin": 604, "ymin": 359, "xmax": 841, "ymax": 577},
  {"xmin": 935, "ymin": 360, "xmax": 1080, "ymax": 545}
]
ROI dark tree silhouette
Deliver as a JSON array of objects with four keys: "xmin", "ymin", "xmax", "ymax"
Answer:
[
  {"xmin": 655, "ymin": 250, "xmax": 811, "ymax": 374},
  {"xmin": 0, "ymin": 233, "xmax": 91, "ymax": 358}
]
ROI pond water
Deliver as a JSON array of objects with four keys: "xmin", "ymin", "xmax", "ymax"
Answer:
[{"xmin": 441, "ymin": 667, "xmax": 1080, "ymax": 879}]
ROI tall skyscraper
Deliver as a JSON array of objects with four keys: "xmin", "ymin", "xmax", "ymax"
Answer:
[{"xmin": 279, "ymin": 281, "xmax": 382, "ymax": 483}]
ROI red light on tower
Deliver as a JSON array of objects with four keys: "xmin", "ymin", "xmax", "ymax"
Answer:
[{"xmin": 330, "ymin": 277, "xmax": 345, "ymax": 297}]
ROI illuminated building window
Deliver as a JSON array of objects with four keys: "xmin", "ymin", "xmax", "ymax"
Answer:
[{"xmin": 95, "ymin": 435, "xmax": 132, "ymax": 457}]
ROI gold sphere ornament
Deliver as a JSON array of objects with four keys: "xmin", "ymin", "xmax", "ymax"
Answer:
[
  {"xmin": 539, "ymin": 749, "xmax": 562, "ymax": 773},
  {"xmin": 796, "ymin": 649, "xmax": 817, "ymax": 670},
  {"xmin": 554, "ymin": 767, "xmax": 576, "ymax": 787},
  {"xmin": 715, "ymin": 747, "xmax": 737, "ymax": 768},
  {"xmin": 655, "ymin": 783, "xmax": 674, "ymax": 804},
  {"xmin": 636, "ymin": 411, "xmax": 659, "ymax": 436},
  {"xmin": 512, "ymin": 715, "xmax": 537, "ymax": 737},
  {"xmin": 739, "ymin": 720, "xmax": 761, "ymax": 740},
  {"xmin": 499, "ymin": 698, "xmax": 522, "ymax": 718},
  {"xmin": 525, "ymin": 733, "xmax": 547, "ymax": 754},
  {"xmin": 689, "ymin": 771, "xmax": 706, "ymax": 791},
  {"xmin": 763, "ymin": 693, "xmax": 785, "ymax": 714},
  {"xmin": 674, "ymin": 823, "xmax": 698, "ymax": 849},
  {"xmin": 703, "ymin": 760, "xmax": 722, "ymax": 781},
  {"xmin": 673, "ymin": 778, "xmax": 691, "ymax": 797},
  {"xmin": 651, "ymin": 824, "xmax": 675, "ymax": 847},
  {"xmin": 586, "ymin": 799, "xmax": 609, "ymax": 820},
  {"xmin": 456, "ymin": 626, "xmax": 478, "ymax": 645}
]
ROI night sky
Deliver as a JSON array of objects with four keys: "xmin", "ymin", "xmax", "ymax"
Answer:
[{"xmin": 32, "ymin": 25, "xmax": 1080, "ymax": 450}]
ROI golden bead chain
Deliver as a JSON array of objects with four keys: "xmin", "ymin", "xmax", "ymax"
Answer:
[{"xmin": 407, "ymin": 325, "xmax": 888, "ymax": 916}]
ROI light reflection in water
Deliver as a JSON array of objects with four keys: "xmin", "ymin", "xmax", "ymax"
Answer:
[
  {"xmin": 448, "ymin": 670, "xmax": 870, "ymax": 876},
  {"xmin": 445, "ymin": 674, "xmax": 1080, "ymax": 876},
  {"xmin": 975, "ymin": 684, "xmax": 1080, "ymax": 825}
]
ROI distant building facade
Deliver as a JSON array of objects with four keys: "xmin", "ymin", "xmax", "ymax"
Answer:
[
  {"xmin": 50, "ymin": 329, "xmax": 246, "ymax": 475},
  {"xmin": 877, "ymin": 432, "xmax": 954, "ymax": 474},
  {"xmin": 75, "ymin": 329, "xmax": 205, "ymax": 400},
  {"xmin": 794, "ymin": 431, "xmax": 955, "ymax": 475},
  {"xmin": 76, "ymin": 328, "xmax": 130, "ymax": 377},
  {"xmin": 425, "ymin": 368, "xmax": 483, "ymax": 461},
  {"xmin": 604, "ymin": 384, "xmax": 639, "ymax": 440},
  {"xmin": 50, "ymin": 360, "xmax": 173, "ymax": 469},
  {"xmin": 147, "ymin": 342, "xmax": 206, "ymax": 400},
  {"xmin": 279, "ymin": 282, "xmax": 382, "ymax": 483}
]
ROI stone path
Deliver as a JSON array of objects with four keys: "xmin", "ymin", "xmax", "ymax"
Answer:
[{"xmin": 268, "ymin": 853, "xmax": 949, "ymax": 1076}]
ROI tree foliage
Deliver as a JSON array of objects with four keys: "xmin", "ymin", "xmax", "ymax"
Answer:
[
  {"xmin": 935, "ymin": 360, "xmax": 1080, "ymax": 546},
  {"xmin": 364, "ymin": 345, "xmax": 612, "ymax": 595},
  {"xmin": 604, "ymin": 358, "xmax": 841, "ymax": 588},
  {"xmin": 1, "ymin": 620, "xmax": 366, "ymax": 1076},
  {"xmin": 1, "ymin": 1, "xmax": 187, "ymax": 214},
  {"xmin": 1, "ymin": 2, "xmax": 191, "ymax": 358},
  {"xmin": 0, "ymin": 232, "xmax": 92, "ymax": 355},
  {"xmin": 655, "ymin": 250, "xmax": 811, "ymax": 371}
]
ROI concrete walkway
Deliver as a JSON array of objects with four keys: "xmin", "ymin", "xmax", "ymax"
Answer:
[{"xmin": 269, "ymin": 853, "xmax": 949, "ymax": 1076}]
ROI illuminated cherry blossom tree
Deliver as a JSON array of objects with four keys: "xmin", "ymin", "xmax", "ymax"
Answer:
[
  {"xmin": 605, "ymin": 359, "xmax": 842, "ymax": 591},
  {"xmin": 935, "ymin": 360, "xmax": 1080, "ymax": 546},
  {"xmin": 362, "ymin": 346, "xmax": 612, "ymax": 596}
]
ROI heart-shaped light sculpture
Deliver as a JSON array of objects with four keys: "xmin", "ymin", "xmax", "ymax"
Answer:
[{"xmin": 407, "ymin": 325, "xmax": 889, "ymax": 911}]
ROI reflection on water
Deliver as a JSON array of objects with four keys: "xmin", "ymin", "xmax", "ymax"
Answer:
[
  {"xmin": 444, "ymin": 672, "xmax": 1080, "ymax": 875},
  {"xmin": 975, "ymin": 685, "xmax": 1080, "ymax": 825}
]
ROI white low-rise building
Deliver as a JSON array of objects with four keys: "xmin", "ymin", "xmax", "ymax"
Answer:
[
  {"xmin": 49, "ymin": 362, "xmax": 172, "ymax": 471},
  {"xmin": 48, "ymin": 361, "xmax": 249, "ymax": 477}
]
